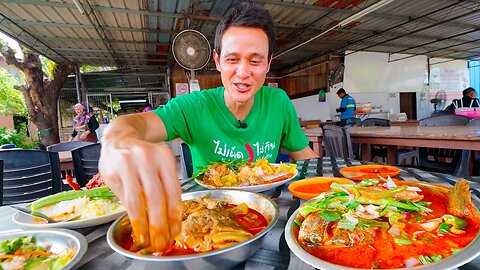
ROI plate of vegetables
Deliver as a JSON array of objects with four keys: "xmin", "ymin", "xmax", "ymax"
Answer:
[
  {"xmin": 0, "ymin": 229, "xmax": 87, "ymax": 270},
  {"xmin": 12, "ymin": 186, "xmax": 125, "ymax": 229},
  {"xmin": 194, "ymin": 159, "xmax": 298, "ymax": 192}
]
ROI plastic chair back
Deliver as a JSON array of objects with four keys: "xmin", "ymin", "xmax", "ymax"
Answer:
[
  {"xmin": 466, "ymin": 118, "xmax": 480, "ymax": 126},
  {"xmin": 0, "ymin": 144, "xmax": 16, "ymax": 149},
  {"xmin": 322, "ymin": 125, "xmax": 354, "ymax": 159},
  {"xmin": 0, "ymin": 149, "xmax": 61, "ymax": 205},
  {"xmin": 47, "ymin": 141, "xmax": 93, "ymax": 152},
  {"xmin": 361, "ymin": 118, "xmax": 391, "ymax": 127},
  {"xmin": 0, "ymin": 160, "xmax": 3, "ymax": 205},
  {"xmin": 418, "ymin": 115, "xmax": 468, "ymax": 174},
  {"xmin": 72, "ymin": 143, "xmax": 101, "ymax": 187},
  {"xmin": 181, "ymin": 143, "xmax": 193, "ymax": 178},
  {"xmin": 344, "ymin": 118, "xmax": 361, "ymax": 127},
  {"xmin": 419, "ymin": 115, "xmax": 471, "ymax": 126}
]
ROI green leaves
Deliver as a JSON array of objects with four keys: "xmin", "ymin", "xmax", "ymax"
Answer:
[
  {"xmin": 0, "ymin": 69, "xmax": 26, "ymax": 116},
  {"xmin": 0, "ymin": 127, "xmax": 36, "ymax": 149}
]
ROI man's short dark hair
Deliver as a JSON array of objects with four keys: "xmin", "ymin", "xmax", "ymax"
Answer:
[
  {"xmin": 463, "ymin": 87, "xmax": 476, "ymax": 96},
  {"xmin": 214, "ymin": 1, "xmax": 276, "ymax": 59},
  {"xmin": 336, "ymin": 88, "xmax": 346, "ymax": 95}
]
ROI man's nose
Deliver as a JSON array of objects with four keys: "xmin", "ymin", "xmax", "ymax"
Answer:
[{"xmin": 236, "ymin": 61, "xmax": 251, "ymax": 78}]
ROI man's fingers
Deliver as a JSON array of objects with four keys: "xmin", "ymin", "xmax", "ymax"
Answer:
[
  {"xmin": 136, "ymin": 148, "xmax": 170, "ymax": 250},
  {"xmin": 121, "ymin": 155, "xmax": 151, "ymax": 248},
  {"xmin": 156, "ymin": 144, "xmax": 182, "ymax": 239}
]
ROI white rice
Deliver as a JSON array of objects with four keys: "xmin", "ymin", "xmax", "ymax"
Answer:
[{"xmin": 39, "ymin": 197, "xmax": 124, "ymax": 220}]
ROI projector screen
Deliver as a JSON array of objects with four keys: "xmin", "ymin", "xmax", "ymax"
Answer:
[{"xmin": 343, "ymin": 51, "xmax": 427, "ymax": 93}]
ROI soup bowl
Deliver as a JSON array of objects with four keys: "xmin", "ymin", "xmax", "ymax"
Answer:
[
  {"xmin": 285, "ymin": 186, "xmax": 480, "ymax": 270},
  {"xmin": 107, "ymin": 189, "xmax": 279, "ymax": 270}
]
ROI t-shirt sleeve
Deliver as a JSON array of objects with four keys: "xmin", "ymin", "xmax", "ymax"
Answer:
[
  {"xmin": 151, "ymin": 95, "xmax": 194, "ymax": 144},
  {"xmin": 279, "ymin": 92, "xmax": 309, "ymax": 152}
]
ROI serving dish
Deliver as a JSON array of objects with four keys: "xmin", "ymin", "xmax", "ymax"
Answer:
[
  {"xmin": 13, "ymin": 210, "xmax": 125, "ymax": 229},
  {"xmin": 0, "ymin": 229, "xmax": 87, "ymax": 270},
  {"xmin": 107, "ymin": 189, "xmax": 279, "ymax": 270},
  {"xmin": 285, "ymin": 179, "xmax": 480, "ymax": 270},
  {"xmin": 195, "ymin": 163, "xmax": 298, "ymax": 192},
  {"xmin": 288, "ymin": 177, "xmax": 354, "ymax": 200},
  {"xmin": 339, "ymin": 164, "xmax": 400, "ymax": 180}
]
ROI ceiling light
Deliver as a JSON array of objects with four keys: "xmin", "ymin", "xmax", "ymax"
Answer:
[
  {"xmin": 72, "ymin": 0, "xmax": 85, "ymax": 14},
  {"xmin": 119, "ymin": 99, "xmax": 147, "ymax": 103},
  {"xmin": 338, "ymin": 0, "xmax": 395, "ymax": 27}
]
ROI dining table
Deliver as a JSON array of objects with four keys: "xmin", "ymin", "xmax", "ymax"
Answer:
[{"xmin": 1, "ymin": 157, "xmax": 479, "ymax": 270}]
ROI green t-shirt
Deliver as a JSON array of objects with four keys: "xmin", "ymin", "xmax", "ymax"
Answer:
[{"xmin": 153, "ymin": 86, "xmax": 309, "ymax": 172}]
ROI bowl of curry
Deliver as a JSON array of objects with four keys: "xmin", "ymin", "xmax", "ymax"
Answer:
[
  {"xmin": 107, "ymin": 189, "xmax": 279, "ymax": 270},
  {"xmin": 285, "ymin": 178, "xmax": 480, "ymax": 269}
]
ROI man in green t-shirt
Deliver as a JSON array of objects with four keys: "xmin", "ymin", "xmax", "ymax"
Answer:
[{"xmin": 99, "ymin": 2, "xmax": 319, "ymax": 251}]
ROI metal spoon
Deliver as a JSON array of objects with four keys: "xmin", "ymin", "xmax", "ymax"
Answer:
[{"xmin": 9, "ymin": 205, "xmax": 81, "ymax": 223}]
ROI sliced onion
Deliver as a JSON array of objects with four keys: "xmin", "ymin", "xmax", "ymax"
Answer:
[
  {"xmin": 340, "ymin": 186, "xmax": 351, "ymax": 195},
  {"xmin": 413, "ymin": 230, "xmax": 426, "ymax": 235},
  {"xmin": 345, "ymin": 213, "xmax": 359, "ymax": 225},
  {"xmin": 386, "ymin": 176, "xmax": 397, "ymax": 189},
  {"xmin": 387, "ymin": 206, "xmax": 398, "ymax": 211},
  {"xmin": 405, "ymin": 257, "xmax": 419, "ymax": 268},
  {"xmin": 406, "ymin": 186, "xmax": 422, "ymax": 192},
  {"xmin": 365, "ymin": 205, "xmax": 381, "ymax": 215},
  {"xmin": 356, "ymin": 204, "xmax": 365, "ymax": 213}
]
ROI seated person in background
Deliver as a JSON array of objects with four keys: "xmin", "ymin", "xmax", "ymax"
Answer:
[
  {"xmin": 99, "ymin": 2, "xmax": 319, "ymax": 252},
  {"xmin": 142, "ymin": 103, "xmax": 153, "ymax": 112},
  {"xmin": 335, "ymin": 88, "xmax": 356, "ymax": 126},
  {"xmin": 69, "ymin": 103, "xmax": 99, "ymax": 142},
  {"xmin": 446, "ymin": 87, "xmax": 479, "ymax": 111}
]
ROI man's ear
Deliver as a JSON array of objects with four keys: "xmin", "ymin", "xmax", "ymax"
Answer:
[
  {"xmin": 213, "ymin": 50, "xmax": 221, "ymax": 72},
  {"xmin": 266, "ymin": 56, "xmax": 272, "ymax": 73}
]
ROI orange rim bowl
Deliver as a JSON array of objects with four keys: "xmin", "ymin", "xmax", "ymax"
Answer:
[
  {"xmin": 288, "ymin": 177, "xmax": 354, "ymax": 200},
  {"xmin": 339, "ymin": 165, "xmax": 400, "ymax": 181}
]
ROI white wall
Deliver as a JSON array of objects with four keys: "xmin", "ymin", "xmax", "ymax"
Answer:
[
  {"xmin": 429, "ymin": 58, "xmax": 469, "ymax": 110},
  {"xmin": 343, "ymin": 51, "xmax": 426, "ymax": 93},
  {"xmin": 291, "ymin": 52, "xmax": 468, "ymax": 121},
  {"xmin": 292, "ymin": 91, "xmax": 399, "ymax": 121}
]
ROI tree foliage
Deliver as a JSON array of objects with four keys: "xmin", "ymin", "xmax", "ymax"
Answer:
[
  {"xmin": 0, "ymin": 41, "xmax": 73, "ymax": 146},
  {"xmin": 80, "ymin": 64, "xmax": 116, "ymax": 73},
  {"xmin": 0, "ymin": 68, "xmax": 27, "ymax": 116}
]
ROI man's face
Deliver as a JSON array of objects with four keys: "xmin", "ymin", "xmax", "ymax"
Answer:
[
  {"xmin": 469, "ymin": 91, "xmax": 477, "ymax": 98},
  {"xmin": 337, "ymin": 93, "xmax": 345, "ymax": 99},
  {"xmin": 213, "ymin": 26, "xmax": 271, "ymax": 105}
]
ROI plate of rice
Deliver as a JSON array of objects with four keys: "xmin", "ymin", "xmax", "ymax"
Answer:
[{"xmin": 12, "ymin": 187, "xmax": 125, "ymax": 229}]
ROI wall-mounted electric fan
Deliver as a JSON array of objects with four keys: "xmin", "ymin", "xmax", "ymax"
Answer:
[
  {"xmin": 328, "ymin": 63, "xmax": 345, "ymax": 87},
  {"xmin": 172, "ymin": 29, "xmax": 211, "ymax": 91},
  {"xmin": 430, "ymin": 90, "xmax": 447, "ymax": 112}
]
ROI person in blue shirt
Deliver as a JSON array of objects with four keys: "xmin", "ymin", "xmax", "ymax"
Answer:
[{"xmin": 335, "ymin": 88, "xmax": 356, "ymax": 126}]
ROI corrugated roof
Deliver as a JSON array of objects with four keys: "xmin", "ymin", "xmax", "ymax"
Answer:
[{"xmin": 0, "ymin": 0, "xmax": 479, "ymax": 75}]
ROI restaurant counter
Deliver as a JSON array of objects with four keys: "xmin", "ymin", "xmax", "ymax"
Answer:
[{"xmin": 1, "ymin": 157, "xmax": 479, "ymax": 270}]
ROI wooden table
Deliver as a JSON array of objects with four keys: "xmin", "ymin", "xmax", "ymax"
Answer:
[
  {"xmin": 58, "ymin": 151, "xmax": 73, "ymax": 171},
  {"xmin": 2, "ymin": 158, "xmax": 479, "ymax": 270},
  {"xmin": 304, "ymin": 126, "xmax": 480, "ymax": 176}
]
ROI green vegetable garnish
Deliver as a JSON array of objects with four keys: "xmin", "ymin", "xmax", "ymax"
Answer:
[{"xmin": 30, "ymin": 186, "xmax": 116, "ymax": 212}]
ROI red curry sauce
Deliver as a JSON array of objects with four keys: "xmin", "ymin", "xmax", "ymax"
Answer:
[{"xmin": 122, "ymin": 204, "xmax": 269, "ymax": 256}]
